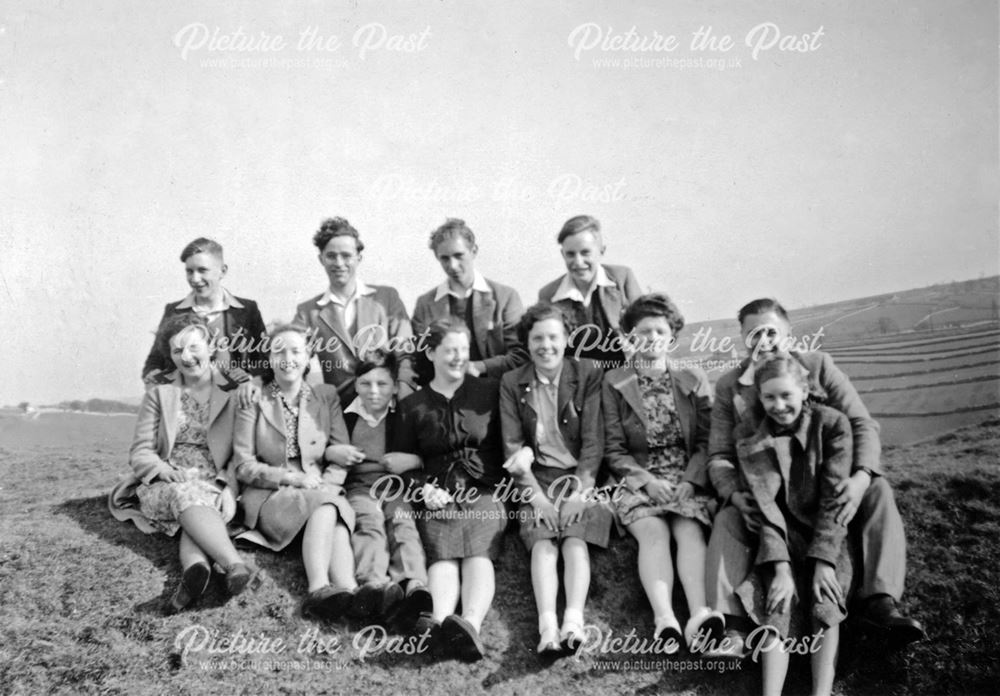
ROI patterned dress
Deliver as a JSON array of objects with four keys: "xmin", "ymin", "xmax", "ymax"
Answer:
[
  {"xmin": 614, "ymin": 372, "xmax": 714, "ymax": 527},
  {"xmin": 135, "ymin": 391, "xmax": 228, "ymax": 536}
]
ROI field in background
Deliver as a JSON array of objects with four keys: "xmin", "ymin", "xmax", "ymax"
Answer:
[{"xmin": 672, "ymin": 276, "xmax": 1000, "ymax": 445}]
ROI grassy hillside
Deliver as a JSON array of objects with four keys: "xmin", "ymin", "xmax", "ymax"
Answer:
[{"xmin": 0, "ymin": 411, "xmax": 997, "ymax": 695}]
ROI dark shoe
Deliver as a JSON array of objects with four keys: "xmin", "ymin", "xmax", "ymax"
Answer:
[
  {"xmin": 224, "ymin": 562, "xmax": 258, "ymax": 596},
  {"xmin": 378, "ymin": 582, "xmax": 405, "ymax": 620},
  {"xmin": 860, "ymin": 595, "xmax": 925, "ymax": 645},
  {"xmin": 685, "ymin": 607, "xmax": 726, "ymax": 653},
  {"xmin": 412, "ymin": 611, "xmax": 441, "ymax": 655},
  {"xmin": 168, "ymin": 562, "xmax": 211, "ymax": 613},
  {"xmin": 441, "ymin": 614, "xmax": 485, "ymax": 662},
  {"xmin": 303, "ymin": 586, "xmax": 354, "ymax": 622},
  {"xmin": 351, "ymin": 583, "xmax": 381, "ymax": 619},
  {"xmin": 396, "ymin": 584, "xmax": 434, "ymax": 633}
]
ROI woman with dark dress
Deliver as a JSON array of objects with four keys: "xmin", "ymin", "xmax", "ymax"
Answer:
[{"xmin": 395, "ymin": 318, "xmax": 508, "ymax": 661}]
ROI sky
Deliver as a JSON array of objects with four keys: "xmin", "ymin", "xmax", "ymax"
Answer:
[{"xmin": 1, "ymin": 0, "xmax": 997, "ymax": 405}]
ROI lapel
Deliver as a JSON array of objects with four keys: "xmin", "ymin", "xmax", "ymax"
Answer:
[
  {"xmin": 471, "ymin": 288, "xmax": 496, "ymax": 356},
  {"xmin": 260, "ymin": 388, "xmax": 286, "ymax": 441},
  {"xmin": 597, "ymin": 267, "xmax": 624, "ymax": 329},
  {"xmin": 557, "ymin": 359, "xmax": 579, "ymax": 420},
  {"xmin": 610, "ymin": 368, "xmax": 648, "ymax": 431},
  {"xmin": 737, "ymin": 429, "xmax": 787, "ymax": 512},
  {"xmin": 161, "ymin": 383, "xmax": 179, "ymax": 454},
  {"xmin": 668, "ymin": 368, "xmax": 696, "ymax": 453},
  {"xmin": 354, "ymin": 293, "xmax": 384, "ymax": 353},
  {"xmin": 429, "ymin": 293, "xmax": 451, "ymax": 323},
  {"xmin": 318, "ymin": 301, "xmax": 353, "ymax": 353},
  {"xmin": 298, "ymin": 386, "xmax": 326, "ymax": 464},
  {"xmin": 207, "ymin": 369, "xmax": 231, "ymax": 428},
  {"xmin": 514, "ymin": 363, "xmax": 538, "ymax": 436}
]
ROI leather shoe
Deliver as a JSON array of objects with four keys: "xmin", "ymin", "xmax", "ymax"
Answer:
[
  {"xmin": 861, "ymin": 595, "xmax": 925, "ymax": 645},
  {"xmin": 441, "ymin": 614, "xmax": 485, "ymax": 661},
  {"xmin": 168, "ymin": 562, "xmax": 211, "ymax": 613}
]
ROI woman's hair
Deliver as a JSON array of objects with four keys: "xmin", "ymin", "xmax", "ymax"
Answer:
[
  {"xmin": 557, "ymin": 214, "xmax": 601, "ymax": 244},
  {"xmin": 355, "ymin": 348, "xmax": 399, "ymax": 380},
  {"xmin": 155, "ymin": 313, "xmax": 212, "ymax": 363},
  {"xmin": 737, "ymin": 298, "xmax": 789, "ymax": 326},
  {"xmin": 516, "ymin": 302, "xmax": 573, "ymax": 346},
  {"xmin": 752, "ymin": 353, "xmax": 810, "ymax": 391},
  {"xmin": 621, "ymin": 293, "xmax": 685, "ymax": 335},
  {"xmin": 313, "ymin": 217, "xmax": 364, "ymax": 253},
  {"xmin": 414, "ymin": 317, "xmax": 471, "ymax": 386},
  {"xmin": 262, "ymin": 323, "xmax": 312, "ymax": 382},
  {"xmin": 429, "ymin": 218, "xmax": 476, "ymax": 253},
  {"xmin": 180, "ymin": 237, "xmax": 224, "ymax": 263}
]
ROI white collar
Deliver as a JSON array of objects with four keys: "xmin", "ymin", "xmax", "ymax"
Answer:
[
  {"xmin": 345, "ymin": 396, "xmax": 391, "ymax": 428},
  {"xmin": 550, "ymin": 265, "xmax": 614, "ymax": 305},
  {"xmin": 433, "ymin": 270, "xmax": 490, "ymax": 302},
  {"xmin": 533, "ymin": 364, "xmax": 563, "ymax": 388},
  {"xmin": 316, "ymin": 279, "xmax": 375, "ymax": 307},
  {"xmin": 176, "ymin": 288, "xmax": 244, "ymax": 312}
]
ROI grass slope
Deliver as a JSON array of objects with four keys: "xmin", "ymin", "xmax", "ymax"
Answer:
[{"xmin": 0, "ymin": 415, "xmax": 997, "ymax": 695}]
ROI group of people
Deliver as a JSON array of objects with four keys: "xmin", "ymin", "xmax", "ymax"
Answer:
[{"xmin": 109, "ymin": 215, "xmax": 923, "ymax": 696}]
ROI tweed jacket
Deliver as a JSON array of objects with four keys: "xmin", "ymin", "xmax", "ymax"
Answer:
[
  {"xmin": 292, "ymin": 285, "xmax": 414, "ymax": 402},
  {"xmin": 602, "ymin": 365, "xmax": 714, "ymax": 492},
  {"xmin": 108, "ymin": 369, "xmax": 239, "ymax": 531},
  {"xmin": 412, "ymin": 278, "xmax": 528, "ymax": 379},
  {"xmin": 499, "ymin": 358, "xmax": 604, "ymax": 484},
  {"xmin": 537, "ymin": 263, "xmax": 642, "ymax": 333},
  {"xmin": 141, "ymin": 295, "xmax": 267, "ymax": 381},
  {"xmin": 734, "ymin": 403, "xmax": 853, "ymax": 568},
  {"xmin": 708, "ymin": 350, "xmax": 882, "ymax": 502}
]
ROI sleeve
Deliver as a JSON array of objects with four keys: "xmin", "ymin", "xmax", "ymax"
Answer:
[
  {"xmin": 816, "ymin": 353, "xmax": 882, "ymax": 475},
  {"xmin": 385, "ymin": 289, "xmax": 417, "ymax": 383},
  {"xmin": 575, "ymin": 365, "xmax": 604, "ymax": 487},
  {"xmin": 141, "ymin": 305, "xmax": 172, "ymax": 379},
  {"xmin": 601, "ymin": 377, "xmax": 654, "ymax": 491},
  {"xmin": 393, "ymin": 396, "xmax": 425, "ymax": 489},
  {"xmin": 499, "ymin": 375, "xmax": 528, "ymax": 460},
  {"xmin": 807, "ymin": 412, "xmax": 854, "ymax": 566},
  {"xmin": 243, "ymin": 301, "xmax": 269, "ymax": 378},
  {"xmin": 480, "ymin": 288, "xmax": 529, "ymax": 379},
  {"xmin": 681, "ymin": 370, "xmax": 714, "ymax": 491},
  {"xmin": 128, "ymin": 388, "xmax": 173, "ymax": 483},
  {"xmin": 322, "ymin": 391, "xmax": 350, "ymax": 486},
  {"xmin": 290, "ymin": 301, "xmax": 311, "ymax": 332},
  {"xmin": 621, "ymin": 266, "xmax": 643, "ymax": 304},
  {"xmin": 707, "ymin": 374, "xmax": 743, "ymax": 501},
  {"xmin": 232, "ymin": 404, "xmax": 285, "ymax": 489}
]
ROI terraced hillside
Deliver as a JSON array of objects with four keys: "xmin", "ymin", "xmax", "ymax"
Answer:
[{"xmin": 671, "ymin": 276, "xmax": 1000, "ymax": 445}]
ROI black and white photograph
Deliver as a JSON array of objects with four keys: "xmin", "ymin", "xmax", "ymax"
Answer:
[{"xmin": 1, "ymin": 1, "xmax": 997, "ymax": 694}]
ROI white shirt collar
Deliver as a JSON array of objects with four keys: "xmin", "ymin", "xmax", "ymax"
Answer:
[
  {"xmin": 433, "ymin": 270, "xmax": 490, "ymax": 302},
  {"xmin": 550, "ymin": 265, "xmax": 614, "ymax": 306},
  {"xmin": 316, "ymin": 279, "xmax": 375, "ymax": 307},
  {"xmin": 533, "ymin": 364, "xmax": 563, "ymax": 387},
  {"xmin": 344, "ymin": 396, "xmax": 392, "ymax": 428},
  {"xmin": 176, "ymin": 288, "xmax": 244, "ymax": 312},
  {"xmin": 738, "ymin": 360, "xmax": 756, "ymax": 387}
]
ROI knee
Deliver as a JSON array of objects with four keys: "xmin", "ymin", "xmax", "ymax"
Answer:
[
  {"xmin": 710, "ymin": 505, "xmax": 752, "ymax": 546},
  {"xmin": 857, "ymin": 477, "xmax": 897, "ymax": 518}
]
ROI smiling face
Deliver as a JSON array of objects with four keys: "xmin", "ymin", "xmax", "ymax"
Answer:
[
  {"xmin": 632, "ymin": 315, "xmax": 674, "ymax": 360},
  {"xmin": 356, "ymin": 366, "xmax": 396, "ymax": 416},
  {"xmin": 169, "ymin": 326, "xmax": 212, "ymax": 383},
  {"xmin": 428, "ymin": 330, "xmax": 470, "ymax": 383},
  {"xmin": 269, "ymin": 330, "xmax": 309, "ymax": 386},
  {"xmin": 527, "ymin": 317, "xmax": 567, "ymax": 375},
  {"xmin": 434, "ymin": 235, "xmax": 477, "ymax": 290},
  {"xmin": 185, "ymin": 252, "xmax": 226, "ymax": 301},
  {"xmin": 740, "ymin": 311, "xmax": 791, "ymax": 359},
  {"xmin": 559, "ymin": 230, "xmax": 604, "ymax": 287},
  {"xmin": 319, "ymin": 235, "xmax": 362, "ymax": 291},
  {"xmin": 758, "ymin": 374, "xmax": 807, "ymax": 428}
]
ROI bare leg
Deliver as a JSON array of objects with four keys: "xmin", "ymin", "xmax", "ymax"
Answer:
[
  {"xmin": 459, "ymin": 556, "xmax": 495, "ymax": 632},
  {"xmin": 532, "ymin": 540, "xmax": 559, "ymax": 633},
  {"xmin": 327, "ymin": 521, "xmax": 358, "ymax": 592},
  {"xmin": 561, "ymin": 537, "xmax": 590, "ymax": 626},
  {"xmin": 428, "ymin": 560, "xmax": 461, "ymax": 623},
  {"xmin": 302, "ymin": 504, "xmax": 337, "ymax": 592},
  {"xmin": 178, "ymin": 505, "xmax": 242, "ymax": 567},
  {"xmin": 811, "ymin": 625, "xmax": 839, "ymax": 696},
  {"xmin": 671, "ymin": 516, "xmax": 708, "ymax": 614},
  {"xmin": 178, "ymin": 531, "xmax": 210, "ymax": 569},
  {"xmin": 761, "ymin": 634, "xmax": 790, "ymax": 696},
  {"xmin": 628, "ymin": 516, "xmax": 676, "ymax": 624}
]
